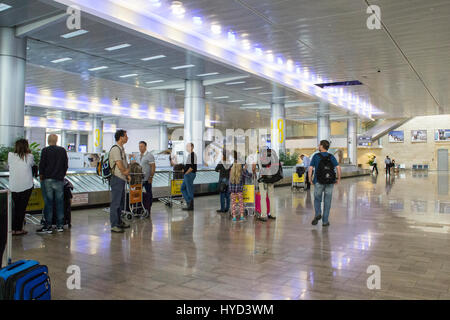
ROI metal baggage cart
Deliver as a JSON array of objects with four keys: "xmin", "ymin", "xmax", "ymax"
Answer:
[
  {"xmin": 122, "ymin": 172, "xmax": 149, "ymax": 220},
  {"xmin": 292, "ymin": 166, "xmax": 306, "ymax": 191},
  {"xmin": 159, "ymin": 166, "xmax": 185, "ymax": 208}
]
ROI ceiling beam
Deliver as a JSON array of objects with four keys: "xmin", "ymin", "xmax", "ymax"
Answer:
[{"xmin": 16, "ymin": 13, "xmax": 68, "ymax": 38}]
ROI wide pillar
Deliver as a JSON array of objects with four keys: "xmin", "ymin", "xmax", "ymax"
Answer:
[
  {"xmin": 271, "ymin": 103, "xmax": 286, "ymax": 155},
  {"xmin": 159, "ymin": 123, "xmax": 168, "ymax": 151},
  {"xmin": 0, "ymin": 27, "xmax": 26, "ymax": 146},
  {"xmin": 75, "ymin": 133, "xmax": 81, "ymax": 152},
  {"xmin": 317, "ymin": 100, "xmax": 331, "ymax": 145},
  {"xmin": 184, "ymin": 80, "xmax": 205, "ymax": 165},
  {"xmin": 91, "ymin": 116, "xmax": 103, "ymax": 153},
  {"xmin": 61, "ymin": 130, "xmax": 67, "ymax": 149},
  {"xmin": 347, "ymin": 117, "xmax": 358, "ymax": 165}
]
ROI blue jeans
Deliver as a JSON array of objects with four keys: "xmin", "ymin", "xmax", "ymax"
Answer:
[
  {"xmin": 110, "ymin": 175, "xmax": 125, "ymax": 228},
  {"xmin": 181, "ymin": 172, "xmax": 196, "ymax": 203},
  {"xmin": 142, "ymin": 181, "xmax": 153, "ymax": 212},
  {"xmin": 42, "ymin": 179, "xmax": 64, "ymax": 228},
  {"xmin": 219, "ymin": 178, "xmax": 230, "ymax": 211},
  {"xmin": 313, "ymin": 183, "xmax": 334, "ymax": 224}
]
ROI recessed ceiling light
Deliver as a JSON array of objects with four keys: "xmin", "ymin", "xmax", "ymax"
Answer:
[
  {"xmin": 61, "ymin": 29, "xmax": 89, "ymax": 39},
  {"xmin": 205, "ymin": 92, "xmax": 212, "ymax": 95},
  {"xmin": 88, "ymin": 66, "xmax": 108, "ymax": 71},
  {"xmin": 0, "ymin": 3, "xmax": 12, "ymax": 12},
  {"xmin": 242, "ymin": 103, "xmax": 257, "ymax": 106},
  {"xmin": 273, "ymin": 96, "xmax": 290, "ymax": 99},
  {"xmin": 146, "ymin": 80, "xmax": 164, "ymax": 84},
  {"xmin": 193, "ymin": 16, "xmax": 203, "ymax": 25},
  {"xmin": 213, "ymin": 96, "xmax": 229, "ymax": 99},
  {"xmin": 243, "ymin": 87, "xmax": 262, "ymax": 90},
  {"xmin": 228, "ymin": 100, "xmax": 244, "ymax": 103},
  {"xmin": 211, "ymin": 24, "xmax": 221, "ymax": 35},
  {"xmin": 141, "ymin": 55, "xmax": 166, "ymax": 61},
  {"xmin": 105, "ymin": 43, "xmax": 131, "ymax": 51},
  {"xmin": 197, "ymin": 72, "xmax": 219, "ymax": 77},
  {"xmin": 258, "ymin": 92, "xmax": 272, "ymax": 95},
  {"xmin": 119, "ymin": 74, "xmax": 138, "ymax": 78},
  {"xmin": 225, "ymin": 81, "xmax": 246, "ymax": 85},
  {"xmin": 51, "ymin": 57, "xmax": 72, "ymax": 63},
  {"xmin": 171, "ymin": 64, "xmax": 195, "ymax": 70},
  {"xmin": 175, "ymin": 88, "xmax": 185, "ymax": 91}
]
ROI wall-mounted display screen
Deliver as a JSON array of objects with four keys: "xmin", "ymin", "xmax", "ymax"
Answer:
[
  {"xmin": 435, "ymin": 129, "xmax": 450, "ymax": 141},
  {"xmin": 411, "ymin": 130, "xmax": 427, "ymax": 143},
  {"xmin": 388, "ymin": 130, "xmax": 404, "ymax": 143}
]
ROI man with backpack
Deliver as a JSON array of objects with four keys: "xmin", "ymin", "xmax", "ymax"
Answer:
[
  {"xmin": 308, "ymin": 140, "xmax": 341, "ymax": 227},
  {"xmin": 108, "ymin": 130, "xmax": 131, "ymax": 233}
]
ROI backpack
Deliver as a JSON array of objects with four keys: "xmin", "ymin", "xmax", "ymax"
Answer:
[
  {"xmin": 96, "ymin": 145, "xmax": 122, "ymax": 183},
  {"xmin": 316, "ymin": 153, "xmax": 336, "ymax": 184},
  {"xmin": 258, "ymin": 161, "xmax": 283, "ymax": 184}
]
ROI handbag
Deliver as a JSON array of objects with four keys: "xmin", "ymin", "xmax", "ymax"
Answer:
[{"xmin": 258, "ymin": 162, "xmax": 283, "ymax": 184}]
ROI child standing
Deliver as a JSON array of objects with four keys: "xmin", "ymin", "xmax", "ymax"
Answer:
[{"xmin": 229, "ymin": 152, "xmax": 251, "ymax": 221}]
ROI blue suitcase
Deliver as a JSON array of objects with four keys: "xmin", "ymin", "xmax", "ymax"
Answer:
[{"xmin": 0, "ymin": 259, "xmax": 51, "ymax": 300}]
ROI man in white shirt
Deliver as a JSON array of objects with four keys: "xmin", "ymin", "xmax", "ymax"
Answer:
[
  {"xmin": 384, "ymin": 156, "xmax": 391, "ymax": 176},
  {"xmin": 372, "ymin": 156, "xmax": 378, "ymax": 175},
  {"xmin": 136, "ymin": 141, "xmax": 155, "ymax": 216}
]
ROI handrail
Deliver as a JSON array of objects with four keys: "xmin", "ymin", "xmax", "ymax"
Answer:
[{"xmin": 0, "ymin": 188, "xmax": 12, "ymax": 266}]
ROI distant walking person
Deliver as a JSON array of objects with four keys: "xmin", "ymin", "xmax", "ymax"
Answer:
[
  {"xmin": 372, "ymin": 156, "xmax": 378, "ymax": 175},
  {"xmin": 300, "ymin": 154, "xmax": 311, "ymax": 190},
  {"xmin": 181, "ymin": 143, "xmax": 197, "ymax": 211},
  {"xmin": 385, "ymin": 156, "xmax": 391, "ymax": 176},
  {"xmin": 8, "ymin": 139, "xmax": 36, "ymax": 235},
  {"xmin": 109, "ymin": 130, "xmax": 131, "ymax": 233},
  {"xmin": 136, "ymin": 141, "xmax": 155, "ymax": 216},
  {"xmin": 37, "ymin": 134, "xmax": 68, "ymax": 234},
  {"xmin": 308, "ymin": 140, "xmax": 341, "ymax": 227}
]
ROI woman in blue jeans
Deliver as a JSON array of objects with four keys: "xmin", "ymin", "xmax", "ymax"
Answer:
[{"xmin": 215, "ymin": 153, "xmax": 231, "ymax": 213}]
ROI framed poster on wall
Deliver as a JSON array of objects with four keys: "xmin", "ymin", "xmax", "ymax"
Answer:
[
  {"xmin": 388, "ymin": 130, "xmax": 404, "ymax": 143},
  {"xmin": 411, "ymin": 130, "xmax": 427, "ymax": 143},
  {"xmin": 435, "ymin": 129, "xmax": 450, "ymax": 141}
]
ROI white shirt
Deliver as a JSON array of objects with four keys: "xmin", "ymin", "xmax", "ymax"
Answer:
[{"xmin": 7, "ymin": 152, "xmax": 35, "ymax": 192}]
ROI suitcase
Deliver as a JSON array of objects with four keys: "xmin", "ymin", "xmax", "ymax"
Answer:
[
  {"xmin": 255, "ymin": 192, "xmax": 270, "ymax": 214},
  {"xmin": 0, "ymin": 260, "xmax": 51, "ymax": 300},
  {"xmin": 0, "ymin": 190, "xmax": 51, "ymax": 300}
]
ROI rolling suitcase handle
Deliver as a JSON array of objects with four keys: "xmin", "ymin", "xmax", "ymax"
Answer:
[{"xmin": 1, "ymin": 189, "xmax": 12, "ymax": 267}]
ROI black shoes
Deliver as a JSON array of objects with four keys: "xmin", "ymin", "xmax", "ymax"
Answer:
[
  {"xmin": 322, "ymin": 222, "xmax": 330, "ymax": 227},
  {"xmin": 268, "ymin": 215, "xmax": 276, "ymax": 220},
  {"xmin": 311, "ymin": 215, "xmax": 322, "ymax": 225},
  {"xmin": 183, "ymin": 200, "xmax": 194, "ymax": 211}
]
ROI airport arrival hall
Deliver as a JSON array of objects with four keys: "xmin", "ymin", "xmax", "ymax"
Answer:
[{"xmin": 0, "ymin": 0, "xmax": 450, "ymax": 303}]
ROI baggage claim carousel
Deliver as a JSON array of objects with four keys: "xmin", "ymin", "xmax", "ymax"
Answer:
[{"xmin": 0, "ymin": 165, "xmax": 369, "ymax": 211}]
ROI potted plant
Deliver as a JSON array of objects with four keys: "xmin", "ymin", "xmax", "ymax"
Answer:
[
  {"xmin": 0, "ymin": 141, "xmax": 41, "ymax": 171},
  {"xmin": 367, "ymin": 154, "xmax": 375, "ymax": 167},
  {"xmin": 279, "ymin": 152, "xmax": 300, "ymax": 166}
]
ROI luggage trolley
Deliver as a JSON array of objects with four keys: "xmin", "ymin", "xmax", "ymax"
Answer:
[
  {"xmin": 292, "ymin": 166, "xmax": 306, "ymax": 191},
  {"xmin": 159, "ymin": 165, "xmax": 185, "ymax": 208},
  {"xmin": 122, "ymin": 172, "xmax": 149, "ymax": 221}
]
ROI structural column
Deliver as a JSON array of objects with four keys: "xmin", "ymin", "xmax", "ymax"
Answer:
[
  {"xmin": 61, "ymin": 130, "xmax": 67, "ymax": 149},
  {"xmin": 75, "ymin": 133, "xmax": 81, "ymax": 152},
  {"xmin": 270, "ymin": 103, "xmax": 286, "ymax": 155},
  {"xmin": 347, "ymin": 117, "xmax": 358, "ymax": 165},
  {"xmin": 317, "ymin": 100, "xmax": 331, "ymax": 145},
  {"xmin": 91, "ymin": 116, "xmax": 103, "ymax": 153},
  {"xmin": 0, "ymin": 27, "xmax": 26, "ymax": 146},
  {"xmin": 159, "ymin": 123, "xmax": 168, "ymax": 151},
  {"xmin": 184, "ymin": 80, "xmax": 205, "ymax": 165}
]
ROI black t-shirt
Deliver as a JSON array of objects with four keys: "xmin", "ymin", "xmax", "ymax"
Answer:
[{"xmin": 184, "ymin": 152, "xmax": 197, "ymax": 174}]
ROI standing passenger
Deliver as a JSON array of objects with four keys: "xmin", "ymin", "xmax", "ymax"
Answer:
[
  {"xmin": 109, "ymin": 130, "xmax": 131, "ymax": 233},
  {"xmin": 8, "ymin": 139, "xmax": 35, "ymax": 235},
  {"xmin": 229, "ymin": 152, "xmax": 251, "ymax": 221},
  {"xmin": 300, "ymin": 154, "xmax": 311, "ymax": 190},
  {"xmin": 181, "ymin": 143, "xmax": 197, "ymax": 211},
  {"xmin": 215, "ymin": 152, "xmax": 231, "ymax": 213},
  {"xmin": 37, "ymin": 134, "xmax": 68, "ymax": 234},
  {"xmin": 136, "ymin": 141, "xmax": 155, "ymax": 217},
  {"xmin": 385, "ymin": 156, "xmax": 391, "ymax": 176}
]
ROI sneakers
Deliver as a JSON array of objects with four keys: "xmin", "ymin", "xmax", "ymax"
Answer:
[
  {"xmin": 322, "ymin": 222, "xmax": 330, "ymax": 227},
  {"xmin": 56, "ymin": 227, "xmax": 64, "ymax": 233},
  {"xmin": 111, "ymin": 226, "xmax": 125, "ymax": 233},
  {"xmin": 36, "ymin": 227, "xmax": 53, "ymax": 234},
  {"xmin": 311, "ymin": 215, "xmax": 322, "ymax": 225},
  {"xmin": 232, "ymin": 217, "xmax": 237, "ymax": 222},
  {"xmin": 119, "ymin": 222, "xmax": 130, "ymax": 229}
]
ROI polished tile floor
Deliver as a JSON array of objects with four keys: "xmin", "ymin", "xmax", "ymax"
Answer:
[{"xmin": 12, "ymin": 172, "xmax": 450, "ymax": 300}]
